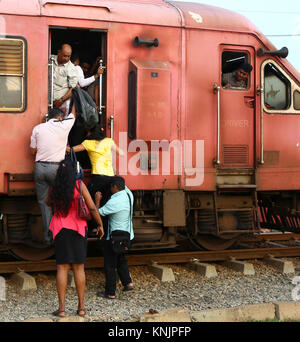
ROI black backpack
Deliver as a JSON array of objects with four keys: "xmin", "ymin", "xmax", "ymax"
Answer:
[{"xmin": 70, "ymin": 86, "xmax": 99, "ymax": 131}]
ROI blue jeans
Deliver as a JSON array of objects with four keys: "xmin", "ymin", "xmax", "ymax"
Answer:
[{"xmin": 34, "ymin": 162, "xmax": 59, "ymax": 243}]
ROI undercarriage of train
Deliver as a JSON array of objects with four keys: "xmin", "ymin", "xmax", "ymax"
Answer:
[{"xmin": 1, "ymin": 187, "xmax": 300, "ymax": 260}]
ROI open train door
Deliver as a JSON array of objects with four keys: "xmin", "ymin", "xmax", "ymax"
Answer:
[
  {"xmin": 48, "ymin": 27, "xmax": 107, "ymax": 169},
  {"xmin": 216, "ymin": 45, "xmax": 256, "ymax": 178}
]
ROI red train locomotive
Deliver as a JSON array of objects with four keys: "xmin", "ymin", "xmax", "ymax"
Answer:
[{"xmin": 0, "ymin": 0, "xmax": 300, "ymax": 260}]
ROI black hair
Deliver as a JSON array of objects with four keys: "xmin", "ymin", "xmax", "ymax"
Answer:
[
  {"xmin": 71, "ymin": 53, "xmax": 80, "ymax": 64},
  {"xmin": 240, "ymin": 63, "xmax": 253, "ymax": 73},
  {"xmin": 111, "ymin": 176, "xmax": 125, "ymax": 191},
  {"xmin": 48, "ymin": 108, "xmax": 65, "ymax": 119},
  {"xmin": 85, "ymin": 124, "xmax": 106, "ymax": 141},
  {"xmin": 49, "ymin": 158, "xmax": 76, "ymax": 217}
]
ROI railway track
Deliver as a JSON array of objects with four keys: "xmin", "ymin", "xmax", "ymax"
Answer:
[{"xmin": 1, "ymin": 233, "xmax": 300, "ymax": 274}]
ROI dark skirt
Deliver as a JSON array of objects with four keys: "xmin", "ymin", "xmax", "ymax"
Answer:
[{"xmin": 54, "ymin": 228, "xmax": 87, "ymax": 265}]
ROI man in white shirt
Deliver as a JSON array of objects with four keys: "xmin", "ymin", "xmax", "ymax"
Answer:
[
  {"xmin": 30, "ymin": 108, "xmax": 76, "ymax": 245},
  {"xmin": 52, "ymin": 44, "xmax": 78, "ymax": 114},
  {"xmin": 71, "ymin": 54, "xmax": 103, "ymax": 89}
]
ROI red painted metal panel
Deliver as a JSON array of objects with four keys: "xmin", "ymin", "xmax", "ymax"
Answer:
[
  {"xmin": 130, "ymin": 59, "xmax": 171, "ymax": 141},
  {"xmin": 0, "ymin": 0, "xmax": 300, "ymax": 195},
  {"xmin": 0, "ymin": 0, "xmax": 40, "ymax": 15},
  {"xmin": 40, "ymin": 0, "xmax": 179, "ymax": 27},
  {"xmin": 0, "ymin": 15, "xmax": 49, "ymax": 194}
]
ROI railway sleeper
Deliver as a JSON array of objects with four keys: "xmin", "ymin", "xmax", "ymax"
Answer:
[
  {"xmin": 263, "ymin": 255, "xmax": 295, "ymax": 274},
  {"xmin": 187, "ymin": 259, "xmax": 218, "ymax": 278},
  {"xmin": 222, "ymin": 257, "xmax": 255, "ymax": 275}
]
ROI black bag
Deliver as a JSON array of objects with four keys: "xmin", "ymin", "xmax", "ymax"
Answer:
[
  {"xmin": 110, "ymin": 193, "xmax": 133, "ymax": 254},
  {"xmin": 110, "ymin": 230, "xmax": 131, "ymax": 254},
  {"xmin": 69, "ymin": 87, "xmax": 99, "ymax": 131}
]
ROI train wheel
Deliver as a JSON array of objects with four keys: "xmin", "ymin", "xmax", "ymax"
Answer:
[
  {"xmin": 9, "ymin": 246, "xmax": 54, "ymax": 261},
  {"xmin": 190, "ymin": 234, "xmax": 239, "ymax": 251}
]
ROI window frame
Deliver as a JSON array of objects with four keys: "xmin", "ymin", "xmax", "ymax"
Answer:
[
  {"xmin": 221, "ymin": 50, "xmax": 251, "ymax": 91},
  {"xmin": 0, "ymin": 35, "xmax": 27, "ymax": 113},
  {"xmin": 261, "ymin": 59, "xmax": 300, "ymax": 115}
]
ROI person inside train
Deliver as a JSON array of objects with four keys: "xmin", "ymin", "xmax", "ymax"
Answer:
[
  {"xmin": 52, "ymin": 43, "xmax": 78, "ymax": 115},
  {"xmin": 222, "ymin": 62, "xmax": 253, "ymax": 89},
  {"xmin": 30, "ymin": 107, "xmax": 76, "ymax": 246},
  {"xmin": 87, "ymin": 56, "xmax": 103, "ymax": 101},
  {"xmin": 66, "ymin": 124, "xmax": 124, "ymax": 237},
  {"xmin": 47, "ymin": 157, "xmax": 104, "ymax": 318},
  {"xmin": 71, "ymin": 54, "xmax": 104, "ymax": 90},
  {"xmin": 95, "ymin": 176, "xmax": 134, "ymax": 300},
  {"xmin": 81, "ymin": 61, "xmax": 92, "ymax": 78}
]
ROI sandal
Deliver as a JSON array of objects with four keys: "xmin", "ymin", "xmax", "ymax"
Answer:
[
  {"xmin": 76, "ymin": 308, "xmax": 86, "ymax": 317},
  {"xmin": 52, "ymin": 310, "xmax": 66, "ymax": 318},
  {"xmin": 123, "ymin": 285, "xmax": 134, "ymax": 292},
  {"xmin": 96, "ymin": 291, "xmax": 116, "ymax": 300}
]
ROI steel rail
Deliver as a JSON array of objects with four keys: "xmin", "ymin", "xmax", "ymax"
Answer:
[{"xmin": 1, "ymin": 245, "xmax": 300, "ymax": 274}]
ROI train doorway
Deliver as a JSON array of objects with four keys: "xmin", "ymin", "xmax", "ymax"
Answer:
[
  {"xmin": 220, "ymin": 46, "xmax": 255, "ymax": 171},
  {"xmin": 48, "ymin": 27, "xmax": 107, "ymax": 168}
]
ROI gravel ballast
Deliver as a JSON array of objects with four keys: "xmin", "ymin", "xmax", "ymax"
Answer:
[{"xmin": 0, "ymin": 258, "xmax": 300, "ymax": 322}]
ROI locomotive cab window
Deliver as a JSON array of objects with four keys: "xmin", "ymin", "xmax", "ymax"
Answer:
[
  {"xmin": 0, "ymin": 37, "xmax": 26, "ymax": 112},
  {"xmin": 222, "ymin": 51, "xmax": 251, "ymax": 90},
  {"xmin": 294, "ymin": 90, "xmax": 300, "ymax": 110},
  {"xmin": 264, "ymin": 62, "xmax": 291, "ymax": 110}
]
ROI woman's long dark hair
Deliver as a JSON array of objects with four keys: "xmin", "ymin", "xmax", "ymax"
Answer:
[{"xmin": 50, "ymin": 158, "xmax": 77, "ymax": 217}]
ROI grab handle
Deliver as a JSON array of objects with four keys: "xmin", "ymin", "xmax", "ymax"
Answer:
[
  {"xmin": 110, "ymin": 115, "xmax": 114, "ymax": 139},
  {"xmin": 213, "ymin": 83, "xmax": 221, "ymax": 166},
  {"xmin": 257, "ymin": 86, "xmax": 265, "ymax": 165},
  {"xmin": 98, "ymin": 59, "xmax": 106, "ymax": 116},
  {"xmin": 48, "ymin": 56, "xmax": 55, "ymax": 108}
]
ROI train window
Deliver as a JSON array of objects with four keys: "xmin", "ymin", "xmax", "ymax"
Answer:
[
  {"xmin": 0, "ymin": 38, "xmax": 26, "ymax": 112},
  {"xmin": 264, "ymin": 62, "xmax": 291, "ymax": 110},
  {"xmin": 222, "ymin": 51, "xmax": 250, "ymax": 90},
  {"xmin": 128, "ymin": 70, "xmax": 137, "ymax": 139},
  {"xmin": 294, "ymin": 90, "xmax": 300, "ymax": 110}
]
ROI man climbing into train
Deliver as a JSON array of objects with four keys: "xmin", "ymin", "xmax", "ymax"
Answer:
[
  {"xmin": 222, "ymin": 62, "xmax": 253, "ymax": 89},
  {"xmin": 94, "ymin": 176, "xmax": 134, "ymax": 299},
  {"xmin": 30, "ymin": 107, "xmax": 76, "ymax": 246},
  {"xmin": 52, "ymin": 43, "xmax": 78, "ymax": 114}
]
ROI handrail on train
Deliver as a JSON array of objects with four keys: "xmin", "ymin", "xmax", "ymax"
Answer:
[
  {"xmin": 42, "ymin": 1, "xmax": 111, "ymax": 12},
  {"xmin": 213, "ymin": 83, "xmax": 221, "ymax": 166}
]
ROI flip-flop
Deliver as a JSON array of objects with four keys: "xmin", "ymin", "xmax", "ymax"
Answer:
[
  {"xmin": 52, "ymin": 310, "xmax": 66, "ymax": 318},
  {"xmin": 76, "ymin": 308, "xmax": 86, "ymax": 317}
]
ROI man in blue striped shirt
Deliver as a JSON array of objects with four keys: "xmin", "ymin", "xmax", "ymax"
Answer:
[{"xmin": 95, "ymin": 176, "xmax": 134, "ymax": 299}]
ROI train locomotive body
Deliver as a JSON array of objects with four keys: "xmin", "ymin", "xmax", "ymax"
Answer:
[{"xmin": 0, "ymin": 0, "xmax": 300, "ymax": 258}]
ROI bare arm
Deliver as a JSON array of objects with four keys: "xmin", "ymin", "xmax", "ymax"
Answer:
[
  {"xmin": 63, "ymin": 87, "xmax": 73, "ymax": 101},
  {"xmin": 94, "ymin": 191, "xmax": 102, "ymax": 210},
  {"xmin": 53, "ymin": 87, "xmax": 73, "ymax": 108},
  {"xmin": 66, "ymin": 144, "xmax": 86, "ymax": 153},
  {"xmin": 81, "ymin": 182, "xmax": 104, "ymax": 239},
  {"xmin": 111, "ymin": 142, "xmax": 124, "ymax": 156}
]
